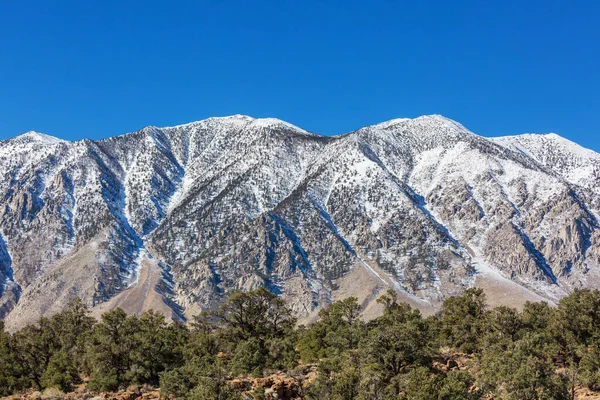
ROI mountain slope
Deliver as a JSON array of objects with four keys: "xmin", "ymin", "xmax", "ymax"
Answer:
[
  {"xmin": 492, "ymin": 133, "xmax": 600, "ymax": 212},
  {"xmin": 1, "ymin": 116, "xmax": 599, "ymax": 329}
]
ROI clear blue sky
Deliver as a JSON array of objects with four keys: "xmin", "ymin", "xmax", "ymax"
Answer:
[{"xmin": 1, "ymin": 1, "xmax": 598, "ymax": 151}]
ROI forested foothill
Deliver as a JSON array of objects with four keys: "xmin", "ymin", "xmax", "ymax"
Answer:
[{"xmin": 3, "ymin": 288, "xmax": 600, "ymax": 399}]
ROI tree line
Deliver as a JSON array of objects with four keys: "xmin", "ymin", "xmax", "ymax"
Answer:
[{"xmin": 2, "ymin": 287, "xmax": 600, "ymax": 399}]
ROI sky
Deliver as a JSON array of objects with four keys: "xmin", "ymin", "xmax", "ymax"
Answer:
[{"xmin": 0, "ymin": 1, "xmax": 599, "ymax": 151}]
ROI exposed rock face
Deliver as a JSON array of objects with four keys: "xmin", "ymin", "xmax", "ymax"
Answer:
[{"xmin": 0, "ymin": 116, "xmax": 599, "ymax": 329}]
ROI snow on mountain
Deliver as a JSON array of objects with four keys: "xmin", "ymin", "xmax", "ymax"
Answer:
[
  {"xmin": 1, "ymin": 116, "xmax": 599, "ymax": 329},
  {"xmin": 492, "ymin": 133, "xmax": 600, "ymax": 198}
]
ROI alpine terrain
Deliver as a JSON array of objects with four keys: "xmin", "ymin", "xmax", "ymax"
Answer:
[{"xmin": 1, "ymin": 115, "xmax": 599, "ymax": 330}]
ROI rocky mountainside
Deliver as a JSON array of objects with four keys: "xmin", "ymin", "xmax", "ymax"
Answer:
[{"xmin": 1, "ymin": 115, "xmax": 599, "ymax": 329}]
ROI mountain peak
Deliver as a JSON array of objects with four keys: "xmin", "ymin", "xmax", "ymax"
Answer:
[
  {"xmin": 415, "ymin": 113, "xmax": 454, "ymax": 121},
  {"xmin": 248, "ymin": 117, "xmax": 314, "ymax": 135},
  {"xmin": 370, "ymin": 114, "xmax": 471, "ymax": 132},
  {"xmin": 160, "ymin": 115, "xmax": 315, "ymax": 137},
  {"xmin": 362, "ymin": 114, "xmax": 479, "ymax": 149},
  {"xmin": 158, "ymin": 114, "xmax": 255, "ymax": 130},
  {"xmin": 11, "ymin": 131, "xmax": 65, "ymax": 144}
]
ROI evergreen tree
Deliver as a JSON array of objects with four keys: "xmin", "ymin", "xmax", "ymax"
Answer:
[
  {"xmin": 84, "ymin": 308, "xmax": 138, "ymax": 391},
  {"xmin": 216, "ymin": 288, "xmax": 296, "ymax": 341},
  {"xmin": 12, "ymin": 317, "xmax": 60, "ymax": 389},
  {"xmin": 50, "ymin": 298, "xmax": 95, "ymax": 357},
  {"xmin": 551, "ymin": 289, "xmax": 600, "ymax": 398},
  {"xmin": 360, "ymin": 290, "xmax": 437, "ymax": 394},
  {"xmin": 478, "ymin": 332, "xmax": 568, "ymax": 399},
  {"xmin": 215, "ymin": 288, "xmax": 297, "ymax": 376},
  {"xmin": 40, "ymin": 350, "xmax": 79, "ymax": 392},
  {"xmin": 161, "ymin": 313, "xmax": 230, "ymax": 397},
  {"xmin": 437, "ymin": 288, "xmax": 487, "ymax": 353},
  {"xmin": 297, "ymin": 297, "xmax": 364, "ymax": 362},
  {"xmin": 127, "ymin": 310, "xmax": 187, "ymax": 385},
  {"xmin": 0, "ymin": 321, "xmax": 27, "ymax": 395}
]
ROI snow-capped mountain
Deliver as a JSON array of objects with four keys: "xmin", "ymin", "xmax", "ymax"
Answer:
[{"xmin": 1, "ymin": 115, "xmax": 599, "ymax": 329}]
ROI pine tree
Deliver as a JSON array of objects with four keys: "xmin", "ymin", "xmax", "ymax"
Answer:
[
  {"xmin": 40, "ymin": 350, "xmax": 79, "ymax": 392},
  {"xmin": 84, "ymin": 308, "xmax": 137, "ymax": 391}
]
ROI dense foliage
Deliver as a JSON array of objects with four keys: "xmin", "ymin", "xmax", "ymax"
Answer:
[{"xmin": 3, "ymin": 287, "xmax": 600, "ymax": 399}]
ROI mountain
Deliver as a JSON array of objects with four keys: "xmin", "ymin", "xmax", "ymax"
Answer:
[{"xmin": 1, "ymin": 115, "xmax": 599, "ymax": 329}]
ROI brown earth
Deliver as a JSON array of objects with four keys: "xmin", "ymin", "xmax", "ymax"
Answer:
[
  {"xmin": 90, "ymin": 257, "xmax": 177, "ymax": 321},
  {"xmin": 1, "ymin": 367, "xmax": 317, "ymax": 400}
]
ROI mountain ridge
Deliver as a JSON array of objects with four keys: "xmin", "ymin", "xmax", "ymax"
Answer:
[
  {"xmin": 7, "ymin": 114, "xmax": 581, "ymax": 145},
  {"xmin": 1, "ymin": 115, "xmax": 599, "ymax": 330}
]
